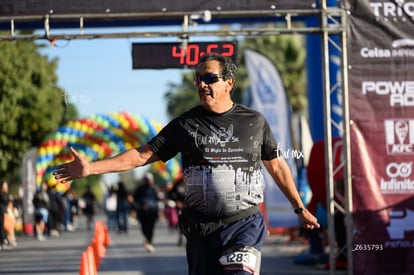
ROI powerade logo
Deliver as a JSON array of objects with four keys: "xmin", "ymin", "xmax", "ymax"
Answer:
[
  {"xmin": 384, "ymin": 119, "xmax": 414, "ymax": 154},
  {"xmin": 362, "ymin": 81, "xmax": 414, "ymax": 106},
  {"xmin": 371, "ymin": 0, "xmax": 414, "ymax": 20}
]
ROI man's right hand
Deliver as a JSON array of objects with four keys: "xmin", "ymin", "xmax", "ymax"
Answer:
[{"xmin": 53, "ymin": 147, "xmax": 90, "ymax": 183}]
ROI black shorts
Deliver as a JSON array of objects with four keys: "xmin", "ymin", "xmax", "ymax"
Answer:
[{"xmin": 186, "ymin": 211, "xmax": 267, "ymax": 275}]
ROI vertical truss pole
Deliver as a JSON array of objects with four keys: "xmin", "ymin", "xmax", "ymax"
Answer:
[
  {"xmin": 340, "ymin": 10, "xmax": 354, "ymax": 275},
  {"xmin": 321, "ymin": 1, "xmax": 335, "ymax": 274}
]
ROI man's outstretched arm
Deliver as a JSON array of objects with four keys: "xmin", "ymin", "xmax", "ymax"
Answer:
[{"xmin": 53, "ymin": 144, "xmax": 159, "ymax": 183}]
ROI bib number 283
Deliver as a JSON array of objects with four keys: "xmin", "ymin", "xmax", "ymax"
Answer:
[{"xmin": 219, "ymin": 246, "xmax": 261, "ymax": 274}]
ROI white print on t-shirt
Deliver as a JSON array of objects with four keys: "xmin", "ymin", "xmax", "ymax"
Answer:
[
  {"xmin": 184, "ymin": 165, "xmax": 264, "ymax": 216},
  {"xmin": 190, "ymin": 124, "xmax": 240, "ymax": 148}
]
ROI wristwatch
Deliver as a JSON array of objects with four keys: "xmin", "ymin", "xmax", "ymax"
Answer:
[{"xmin": 294, "ymin": 207, "xmax": 305, "ymax": 214}]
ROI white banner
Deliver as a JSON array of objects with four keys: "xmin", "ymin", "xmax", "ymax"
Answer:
[
  {"xmin": 21, "ymin": 147, "xmax": 38, "ymax": 235},
  {"xmin": 244, "ymin": 49, "xmax": 298, "ymax": 228}
]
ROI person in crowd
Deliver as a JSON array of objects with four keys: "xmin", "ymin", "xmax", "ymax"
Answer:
[
  {"xmin": 53, "ymin": 53, "xmax": 319, "ymax": 275},
  {"xmin": 46, "ymin": 185, "xmax": 62, "ymax": 237},
  {"xmin": 104, "ymin": 185, "xmax": 118, "ymax": 231},
  {"xmin": 133, "ymin": 172, "xmax": 160, "ymax": 252},
  {"xmin": 5, "ymin": 196, "xmax": 19, "ymax": 247},
  {"xmin": 116, "ymin": 181, "xmax": 130, "ymax": 234},
  {"xmin": 32, "ymin": 182, "xmax": 51, "ymax": 241},
  {"xmin": 163, "ymin": 181, "xmax": 179, "ymax": 232},
  {"xmin": 68, "ymin": 191, "xmax": 79, "ymax": 230},
  {"xmin": 81, "ymin": 185, "xmax": 96, "ymax": 231},
  {"xmin": 165, "ymin": 177, "xmax": 186, "ymax": 246},
  {"xmin": 61, "ymin": 191, "xmax": 73, "ymax": 232},
  {"xmin": 0, "ymin": 181, "xmax": 10, "ymax": 249}
]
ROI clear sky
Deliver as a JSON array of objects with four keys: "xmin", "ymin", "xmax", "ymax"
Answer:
[{"xmin": 40, "ymin": 33, "xmax": 188, "ymax": 126}]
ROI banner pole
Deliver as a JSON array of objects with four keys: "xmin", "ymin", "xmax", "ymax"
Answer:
[
  {"xmin": 321, "ymin": 0, "xmax": 336, "ymax": 274},
  {"xmin": 340, "ymin": 8, "xmax": 353, "ymax": 275}
]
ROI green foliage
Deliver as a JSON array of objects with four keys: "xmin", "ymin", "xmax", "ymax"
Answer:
[
  {"xmin": 165, "ymin": 72, "xmax": 198, "ymax": 119},
  {"xmin": 0, "ymin": 37, "xmax": 78, "ymax": 181},
  {"xmin": 164, "ymin": 32, "xmax": 307, "ymax": 119}
]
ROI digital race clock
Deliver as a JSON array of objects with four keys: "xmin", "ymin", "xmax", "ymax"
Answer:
[{"xmin": 132, "ymin": 41, "xmax": 238, "ymax": 69}]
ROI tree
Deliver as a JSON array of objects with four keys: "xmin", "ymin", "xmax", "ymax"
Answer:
[
  {"xmin": 0, "ymin": 37, "xmax": 78, "ymax": 182},
  {"xmin": 164, "ymin": 32, "xmax": 307, "ymax": 119}
]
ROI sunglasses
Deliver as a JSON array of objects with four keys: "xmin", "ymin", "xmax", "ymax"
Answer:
[{"xmin": 194, "ymin": 73, "xmax": 224, "ymax": 85}]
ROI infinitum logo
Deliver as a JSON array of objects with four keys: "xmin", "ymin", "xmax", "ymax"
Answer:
[
  {"xmin": 381, "ymin": 162, "xmax": 414, "ymax": 193},
  {"xmin": 371, "ymin": 0, "xmax": 414, "ymax": 20}
]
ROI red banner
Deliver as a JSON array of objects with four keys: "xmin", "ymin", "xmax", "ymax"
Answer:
[{"xmin": 346, "ymin": 0, "xmax": 414, "ymax": 274}]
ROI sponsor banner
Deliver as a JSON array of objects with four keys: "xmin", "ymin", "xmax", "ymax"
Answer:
[
  {"xmin": 347, "ymin": 0, "xmax": 414, "ymax": 66},
  {"xmin": 347, "ymin": 0, "xmax": 414, "ymax": 274}
]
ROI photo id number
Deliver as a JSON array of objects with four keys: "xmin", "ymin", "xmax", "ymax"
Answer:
[{"xmin": 352, "ymin": 244, "xmax": 383, "ymax": 251}]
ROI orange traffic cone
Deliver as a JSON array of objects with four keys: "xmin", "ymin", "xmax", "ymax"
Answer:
[
  {"xmin": 79, "ymin": 247, "xmax": 97, "ymax": 275},
  {"xmin": 87, "ymin": 245, "xmax": 97, "ymax": 275},
  {"xmin": 95, "ymin": 225, "xmax": 105, "ymax": 246},
  {"xmin": 79, "ymin": 251, "xmax": 89, "ymax": 275},
  {"xmin": 92, "ymin": 236, "xmax": 106, "ymax": 258},
  {"xmin": 103, "ymin": 224, "xmax": 111, "ymax": 247},
  {"xmin": 94, "ymin": 221, "xmax": 103, "ymax": 241}
]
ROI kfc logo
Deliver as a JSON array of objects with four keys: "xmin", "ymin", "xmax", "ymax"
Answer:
[{"xmin": 384, "ymin": 119, "xmax": 414, "ymax": 154}]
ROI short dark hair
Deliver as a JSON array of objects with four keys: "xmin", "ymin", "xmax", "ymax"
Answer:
[{"xmin": 198, "ymin": 53, "xmax": 238, "ymax": 80}]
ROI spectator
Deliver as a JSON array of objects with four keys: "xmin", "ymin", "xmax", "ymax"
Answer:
[
  {"xmin": 0, "ymin": 181, "xmax": 10, "ymax": 249},
  {"xmin": 61, "ymin": 191, "xmax": 73, "ymax": 232},
  {"xmin": 32, "ymin": 182, "xmax": 51, "ymax": 241},
  {"xmin": 47, "ymin": 185, "xmax": 61, "ymax": 237},
  {"xmin": 5, "ymin": 196, "xmax": 19, "ymax": 247},
  {"xmin": 134, "ymin": 172, "xmax": 159, "ymax": 253},
  {"xmin": 81, "ymin": 185, "xmax": 96, "ymax": 231},
  {"xmin": 104, "ymin": 185, "xmax": 118, "ymax": 231},
  {"xmin": 164, "ymin": 181, "xmax": 178, "ymax": 231},
  {"xmin": 165, "ymin": 177, "xmax": 186, "ymax": 246},
  {"xmin": 116, "ymin": 181, "xmax": 129, "ymax": 234},
  {"xmin": 68, "ymin": 191, "xmax": 79, "ymax": 230}
]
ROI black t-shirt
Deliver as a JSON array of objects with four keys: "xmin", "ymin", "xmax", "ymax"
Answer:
[{"xmin": 147, "ymin": 104, "xmax": 279, "ymax": 218}]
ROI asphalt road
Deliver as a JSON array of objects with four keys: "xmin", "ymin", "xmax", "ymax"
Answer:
[{"xmin": 0, "ymin": 213, "xmax": 347, "ymax": 275}]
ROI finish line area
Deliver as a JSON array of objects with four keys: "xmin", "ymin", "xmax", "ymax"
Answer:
[{"xmin": 0, "ymin": 212, "xmax": 346, "ymax": 275}]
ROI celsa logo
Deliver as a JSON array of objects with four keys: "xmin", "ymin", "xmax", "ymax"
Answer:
[
  {"xmin": 360, "ymin": 39, "xmax": 414, "ymax": 59},
  {"xmin": 386, "ymin": 162, "xmax": 412, "ymax": 178},
  {"xmin": 371, "ymin": 1, "xmax": 414, "ymax": 20}
]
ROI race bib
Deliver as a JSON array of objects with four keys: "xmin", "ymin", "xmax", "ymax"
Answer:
[{"xmin": 219, "ymin": 246, "xmax": 261, "ymax": 274}]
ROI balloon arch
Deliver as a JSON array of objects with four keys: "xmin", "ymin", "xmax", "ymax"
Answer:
[{"xmin": 35, "ymin": 112, "xmax": 182, "ymax": 192}]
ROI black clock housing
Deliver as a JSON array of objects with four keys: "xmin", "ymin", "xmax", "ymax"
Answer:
[{"xmin": 132, "ymin": 41, "xmax": 238, "ymax": 69}]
